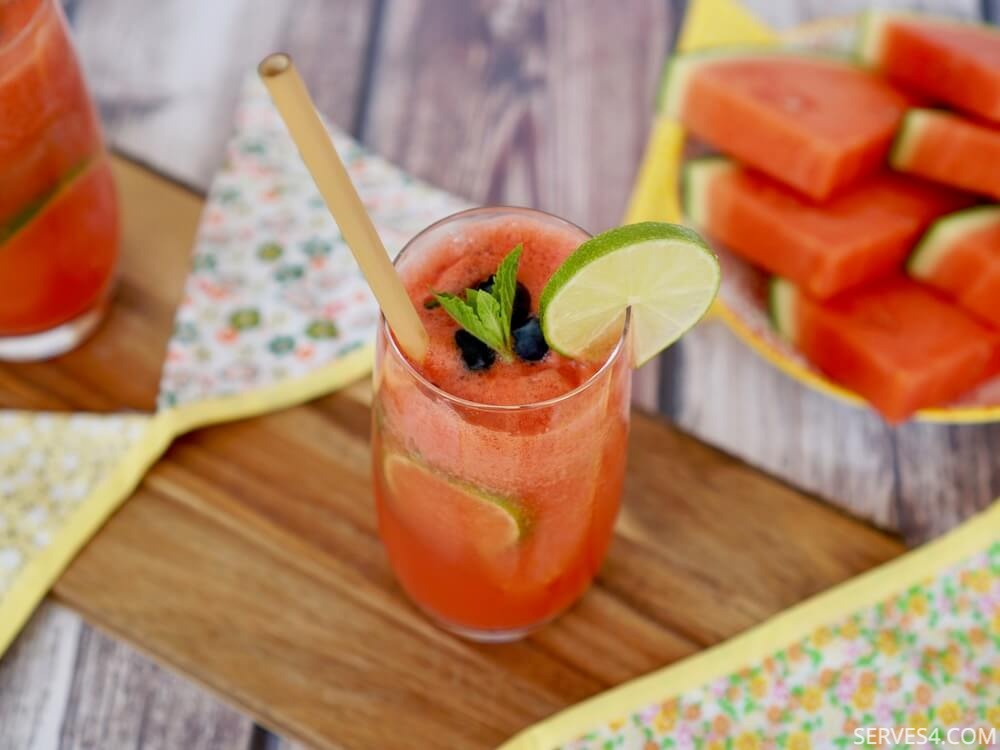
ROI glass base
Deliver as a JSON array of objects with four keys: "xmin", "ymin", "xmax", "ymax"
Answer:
[
  {"xmin": 0, "ymin": 302, "xmax": 107, "ymax": 362},
  {"xmin": 419, "ymin": 605, "xmax": 560, "ymax": 643}
]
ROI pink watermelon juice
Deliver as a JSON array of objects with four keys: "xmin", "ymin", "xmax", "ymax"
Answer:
[
  {"xmin": 0, "ymin": 0, "xmax": 118, "ymax": 355},
  {"xmin": 372, "ymin": 207, "xmax": 631, "ymax": 640}
]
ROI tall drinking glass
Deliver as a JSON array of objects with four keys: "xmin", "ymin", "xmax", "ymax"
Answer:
[
  {"xmin": 372, "ymin": 207, "xmax": 631, "ymax": 642},
  {"xmin": 0, "ymin": 0, "xmax": 119, "ymax": 360}
]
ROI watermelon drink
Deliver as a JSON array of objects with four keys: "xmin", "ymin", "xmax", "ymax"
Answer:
[
  {"xmin": 256, "ymin": 54, "xmax": 718, "ymax": 640},
  {"xmin": 0, "ymin": 0, "xmax": 119, "ymax": 359},
  {"xmin": 372, "ymin": 207, "xmax": 632, "ymax": 640}
]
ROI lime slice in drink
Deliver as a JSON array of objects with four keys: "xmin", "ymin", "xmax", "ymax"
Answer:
[
  {"xmin": 384, "ymin": 454, "xmax": 529, "ymax": 557},
  {"xmin": 539, "ymin": 222, "xmax": 720, "ymax": 367}
]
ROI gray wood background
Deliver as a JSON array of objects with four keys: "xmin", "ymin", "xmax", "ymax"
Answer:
[{"xmin": 1, "ymin": 0, "xmax": 995, "ymax": 748}]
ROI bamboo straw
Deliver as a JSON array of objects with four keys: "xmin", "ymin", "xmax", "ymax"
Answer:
[{"xmin": 258, "ymin": 53, "xmax": 428, "ymax": 361}]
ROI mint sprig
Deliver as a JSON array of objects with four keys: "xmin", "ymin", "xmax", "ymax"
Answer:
[{"xmin": 433, "ymin": 244, "xmax": 523, "ymax": 362}]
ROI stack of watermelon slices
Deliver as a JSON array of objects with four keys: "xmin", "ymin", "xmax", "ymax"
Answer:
[{"xmin": 667, "ymin": 12, "xmax": 1000, "ymax": 423}]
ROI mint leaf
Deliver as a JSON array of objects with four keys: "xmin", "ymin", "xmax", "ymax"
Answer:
[
  {"xmin": 434, "ymin": 291, "xmax": 512, "ymax": 361},
  {"xmin": 434, "ymin": 292, "xmax": 489, "ymax": 340},
  {"xmin": 468, "ymin": 289, "xmax": 507, "ymax": 349},
  {"xmin": 432, "ymin": 244, "xmax": 524, "ymax": 363},
  {"xmin": 493, "ymin": 244, "xmax": 523, "ymax": 350}
]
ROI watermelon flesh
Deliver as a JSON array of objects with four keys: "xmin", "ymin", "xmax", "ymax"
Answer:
[
  {"xmin": 892, "ymin": 108, "xmax": 1000, "ymax": 200},
  {"xmin": 662, "ymin": 51, "xmax": 913, "ymax": 200},
  {"xmin": 861, "ymin": 12, "xmax": 1000, "ymax": 124},
  {"xmin": 684, "ymin": 158, "xmax": 969, "ymax": 300},
  {"xmin": 909, "ymin": 207, "xmax": 1000, "ymax": 330},
  {"xmin": 770, "ymin": 276, "xmax": 1000, "ymax": 422}
]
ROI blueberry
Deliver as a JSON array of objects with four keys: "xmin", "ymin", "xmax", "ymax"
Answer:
[
  {"xmin": 455, "ymin": 330, "xmax": 495, "ymax": 371},
  {"xmin": 474, "ymin": 277, "xmax": 532, "ymax": 327},
  {"xmin": 513, "ymin": 317, "xmax": 548, "ymax": 362},
  {"xmin": 511, "ymin": 282, "xmax": 532, "ymax": 328}
]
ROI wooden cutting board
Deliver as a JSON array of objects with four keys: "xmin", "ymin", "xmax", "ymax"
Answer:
[{"xmin": 0, "ymin": 158, "xmax": 905, "ymax": 750}]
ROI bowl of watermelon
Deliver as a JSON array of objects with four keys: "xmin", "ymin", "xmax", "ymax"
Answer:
[{"xmin": 638, "ymin": 10, "xmax": 1000, "ymax": 424}]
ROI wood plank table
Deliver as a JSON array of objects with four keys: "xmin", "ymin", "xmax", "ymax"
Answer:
[
  {"xmin": 0, "ymin": 0, "xmax": 994, "ymax": 747},
  {"xmin": 0, "ymin": 158, "xmax": 906, "ymax": 749}
]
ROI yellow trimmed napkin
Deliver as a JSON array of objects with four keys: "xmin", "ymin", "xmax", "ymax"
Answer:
[
  {"xmin": 501, "ymin": 503, "xmax": 1000, "ymax": 750},
  {"xmin": 0, "ymin": 412, "xmax": 166, "ymax": 653}
]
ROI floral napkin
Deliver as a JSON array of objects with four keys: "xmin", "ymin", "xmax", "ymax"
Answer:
[
  {"xmin": 159, "ymin": 75, "xmax": 469, "ymax": 408},
  {"xmin": 501, "ymin": 506, "xmax": 999, "ymax": 750}
]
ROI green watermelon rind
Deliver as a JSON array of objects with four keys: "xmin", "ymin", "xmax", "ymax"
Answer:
[
  {"xmin": 889, "ymin": 108, "xmax": 939, "ymax": 169},
  {"xmin": 657, "ymin": 47, "xmax": 858, "ymax": 120},
  {"xmin": 856, "ymin": 10, "xmax": 896, "ymax": 67},
  {"xmin": 857, "ymin": 9, "xmax": 998, "ymax": 68},
  {"xmin": 907, "ymin": 206, "xmax": 1000, "ymax": 279},
  {"xmin": 768, "ymin": 277, "xmax": 798, "ymax": 344},
  {"xmin": 680, "ymin": 156, "xmax": 735, "ymax": 230},
  {"xmin": 383, "ymin": 453, "xmax": 531, "ymax": 547}
]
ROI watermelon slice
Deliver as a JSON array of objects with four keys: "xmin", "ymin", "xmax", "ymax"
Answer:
[
  {"xmin": 661, "ymin": 50, "xmax": 912, "ymax": 200},
  {"xmin": 860, "ymin": 11, "xmax": 1000, "ymax": 123},
  {"xmin": 770, "ymin": 276, "xmax": 1000, "ymax": 422},
  {"xmin": 382, "ymin": 453, "xmax": 530, "ymax": 559},
  {"xmin": 891, "ymin": 108, "xmax": 1000, "ymax": 200},
  {"xmin": 908, "ymin": 206, "xmax": 1000, "ymax": 330},
  {"xmin": 684, "ymin": 157, "xmax": 969, "ymax": 299}
]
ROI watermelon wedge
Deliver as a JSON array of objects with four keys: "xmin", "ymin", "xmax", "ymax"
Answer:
[
  {"xmin": 908, "ymin": 207, "xmax": 1000, "ymax": 330},
  {"xmin": 382, "ymin": 453, "xmax": 530, "ymax": 560},
  {"xmin": 770, "ymin": 276, "xmax": 1000, "ymax": 422},
  {"xmin": 891, "ymin": 108, "xmax": 1000, "ymax": 199},
  {"xmin": 661, "ymin": 50, "xmax": 912, "ymax": 200},
  {"xmin": 684, "ymin": 157, "xmax": 969, "ymax": 299},
  {"xmin": 860, "ymin": 11, "xmax": 1000, "ymax": 123}
]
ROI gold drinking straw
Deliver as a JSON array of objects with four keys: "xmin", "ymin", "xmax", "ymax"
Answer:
[{"xmin": 258, "ymin": 53, "xmax": 428, "ymax": 361}]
